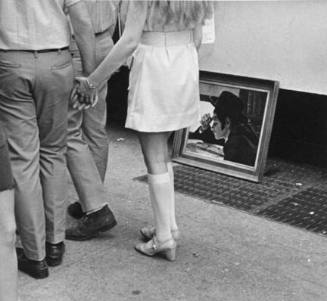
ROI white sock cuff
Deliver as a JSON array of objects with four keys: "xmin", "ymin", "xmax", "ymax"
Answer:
[
  {"xmin": 167, "ymin": 162, "xmax": 173, "ymax": 173},
  {"xmin": 86, "ymin": 203, "xmax": 107, "ymax": 215},
  {"xmin": 147, "ymin": 172, "xmax": 170, "ymax": 184}
]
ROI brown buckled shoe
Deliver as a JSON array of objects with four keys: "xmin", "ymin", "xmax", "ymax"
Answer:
[
  {"xmin": 65, "ymin": 205, "xmax": 117, "ymax": 241},
  {"xmin": 16, "ymin": 248, "xmax": 49, "ymax": 279},
  {"xmin": 45, "ymin": 242, "xmax": 65, "ymax": 267}
]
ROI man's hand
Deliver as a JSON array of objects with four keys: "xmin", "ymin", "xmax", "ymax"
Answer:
[
  {"xmin": 199, "ymin": 113, "xmax": 213, "ymax": 133},
  {"xmin": 70, "ymin": 77, "xmax": 98, "ymax": 110}
]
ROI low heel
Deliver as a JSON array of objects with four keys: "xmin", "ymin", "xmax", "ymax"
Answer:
[
  {"xmin": 135, "ymin": 237, "xmax": 177, "ymax": 262},
  {"xmin": 164, "ymin": 247, "xmax": 176, "ymax": 261}
]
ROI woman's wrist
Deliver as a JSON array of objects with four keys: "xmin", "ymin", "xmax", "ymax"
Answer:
[{"xmin": 86, "ymin": 76, "xmax": 98, "ymax": 90}]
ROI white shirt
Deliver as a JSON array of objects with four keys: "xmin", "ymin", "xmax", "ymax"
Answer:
[
  {"xmin": 84, "ymin": 0, "xmax": 117, "ymax": 35},
  {"xmin": 0, "ymin": 0, "xmax": 80, "ymax": 50}
]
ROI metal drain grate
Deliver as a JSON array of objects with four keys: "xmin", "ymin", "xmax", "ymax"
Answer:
[
  {"xmin": 173, "ymin": 164, "xmax": 301, "ymax": 211},
  {"xmin": 135, "ymin": 159, "xmax": 327, "ymax": 236},
  {"xmin": 258, "ymin": 187, "xmax": 327, "ymax": 235}
]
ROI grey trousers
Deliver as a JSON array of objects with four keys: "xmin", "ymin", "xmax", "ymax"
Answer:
[
  {"xmin": 67, "ymin": 32, "xmax": 113, "ymax": 212},
  {"xmin": 0, "ymin": 127, "xmax": 14, "ymax": 191},
  {"xmin": 0, "ymin": 50, "xmax": 73, "ymax": 260}
]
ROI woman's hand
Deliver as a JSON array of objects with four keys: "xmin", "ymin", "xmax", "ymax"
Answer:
[{"xmin": 70, "ymin": 77, "xmax": 99, "ymax": 110}]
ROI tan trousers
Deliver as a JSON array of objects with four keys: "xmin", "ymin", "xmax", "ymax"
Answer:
[
  {"xmin": 0, "ymin": 49, "xmax": 73, "ymax": 260},
  {"xmin": 67, "ymin": 32, "xmax": 113, "ymax": 212}
]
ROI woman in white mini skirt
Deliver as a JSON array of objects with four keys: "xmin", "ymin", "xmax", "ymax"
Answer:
[
  {"xmin": 126, "ymin": 30, "xmax": 200, "ymax": 132},
  {"xmin": 73, "ymin": 1, "xmax": 213, "ymax": 261}
]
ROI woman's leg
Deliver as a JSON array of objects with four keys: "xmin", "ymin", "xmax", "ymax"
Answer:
[
  {"xmin": 166, "ymin": 133, "xmax": 178, "ymax": 232},
  {"xmin": 138, "ymin": 131, "xmax": 171, "ymax": 175},
  {"xmin": 0, "ymin": 188, "xmax": 18, "ymax": 301},
  {"xmin": 167, "ymin": 161, "xmax": 178, "ymax": 232},
  {"xmin": 138, "ymin": 131, "xmax": 172, "ymax": 242}
]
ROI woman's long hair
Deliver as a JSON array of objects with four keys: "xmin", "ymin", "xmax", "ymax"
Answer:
[{"xmin": 147, "ymin": 1, "xmax": 213, "ymax": 28}]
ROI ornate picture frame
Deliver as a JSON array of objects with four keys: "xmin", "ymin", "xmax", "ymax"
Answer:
[{"xmin": 172, "ymin": 71, "xmax": 279, "ymax": 182}]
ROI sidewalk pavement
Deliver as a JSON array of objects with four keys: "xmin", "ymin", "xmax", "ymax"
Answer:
[{"xmin": 19, "ymin": 124, "xmax": 327, "ymax": 301}]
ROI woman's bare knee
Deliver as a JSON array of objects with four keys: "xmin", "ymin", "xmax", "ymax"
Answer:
[{"xmin": 138, "ymin": 131, "xmax": 171, "ymax": 174}]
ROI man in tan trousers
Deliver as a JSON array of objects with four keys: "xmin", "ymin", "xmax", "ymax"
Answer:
[
  {"xmin": 0, "ymin": 0, "xmax": 96, "ymax": 278},
  {"xmin": 66, "ymin": 0, "xmax": 118, "ymax": 241}
]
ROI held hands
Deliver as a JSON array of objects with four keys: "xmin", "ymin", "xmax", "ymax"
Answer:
[{"xmin": 70, "ymin": 77, "xmax": 99, "ymax": 110}]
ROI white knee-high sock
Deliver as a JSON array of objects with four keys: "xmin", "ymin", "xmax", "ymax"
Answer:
[
  {"xmin": 167, "ymin": 162, "xmax": 178, "ymax": 231},
  {"xmin": 147, "ymin": 172, "xmax": 172, "ymax": 242}
]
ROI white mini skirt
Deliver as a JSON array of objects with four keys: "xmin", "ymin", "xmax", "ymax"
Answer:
[{"xmin": 125, "ymin": 30, "xmax": 200, "ymax": 132}]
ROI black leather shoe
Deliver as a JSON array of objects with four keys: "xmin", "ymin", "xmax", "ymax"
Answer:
[
  {"xmin": 16, "ymin": 248, "xmax": 49, "ymax": 279},
  {"xmin": 65, "ymin": 205, "xmax": 117, "ymax": 241},
  {"xmin": 46, "ymin": 242, "xmax": 65, "ymax": 267},
  {"xmin": 67, "ymin": 202, "xmax": 85, "ymax": 219}
]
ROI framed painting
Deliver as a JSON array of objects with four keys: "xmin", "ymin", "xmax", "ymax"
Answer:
[{"xmin": 172, "ymin": 71, "xmax": 279, "ymax": 182}]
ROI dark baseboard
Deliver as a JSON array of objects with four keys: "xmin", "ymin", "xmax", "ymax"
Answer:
[{"xmin": 269, "ymin": 89, "xmax": 327, "ymax": 167}]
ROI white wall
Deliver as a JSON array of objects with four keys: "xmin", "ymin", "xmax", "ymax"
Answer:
[{"xmin": 199, "ymin": 1, "xmax": 327, "ymax": 95}]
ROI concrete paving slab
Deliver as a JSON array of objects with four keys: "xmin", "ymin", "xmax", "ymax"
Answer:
[{"xmin": 19, "ymin": 125, "xmax": 327, "ymax": 301}]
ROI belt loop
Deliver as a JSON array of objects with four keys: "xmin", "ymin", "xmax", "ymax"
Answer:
[
  {"xmin": 33, "ymin": 51, "xmax": 38, "ymax": 59},
  {"xmin": 58, "ymin": 48, "xmax": 62, "ymax": 55}
]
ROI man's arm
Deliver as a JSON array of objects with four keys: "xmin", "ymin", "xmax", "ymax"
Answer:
[
  {"xmin": 68, "ymin": 2, "xmax": 96, "ymax": 75},
  {"xmin": 88, "ymin": 1, "xmax": 147, "ymax": 88}
]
